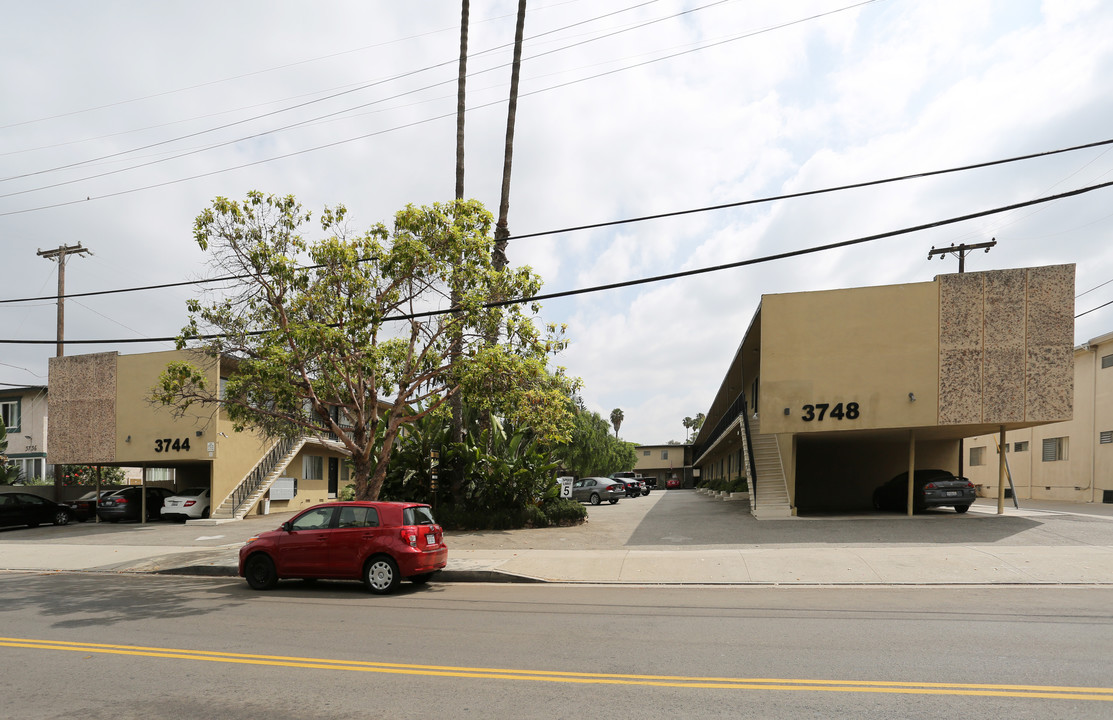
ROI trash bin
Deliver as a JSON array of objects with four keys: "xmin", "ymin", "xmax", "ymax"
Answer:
[{"xmin": 262, "ymin": 498, "xmax": 271, "ymax": 515}]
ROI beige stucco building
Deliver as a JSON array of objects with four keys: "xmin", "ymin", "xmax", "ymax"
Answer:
[
  {"xmin": 691, "ymin": 265, "xmax": 1076, "ymax": 517},
  {"xmin": 47, "ymin": 349, "xmax": 353, "ymax": 519},
  {"xmin": 1, "ymin": 385, "xmax": 50, "ymax": 482},
  {"xmin": 634, "ymin": 444, "xmax": 692, "ymax": 488},
  {"xmin": 964, "ymin": 330, "xmax": 1113, "ymax": 503}
]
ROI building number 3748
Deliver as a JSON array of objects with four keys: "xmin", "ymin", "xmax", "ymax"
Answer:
[{"xmin": 801, "ymin": 402, "xmax": 859, "ymax": 422}]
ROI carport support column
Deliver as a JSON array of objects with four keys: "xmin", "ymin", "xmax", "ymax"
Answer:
[
  {"xmin": 997, "ymin": 425, "xmax": 1006, "ymax": 515},
  {"xmin": 907, "ymin": 430, "xmax": 915, "ymax": 516}
]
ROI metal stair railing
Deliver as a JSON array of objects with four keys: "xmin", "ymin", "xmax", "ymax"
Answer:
[{"xmin": 230, "ymin": 436, "xmax": 296, "ymax": 516}]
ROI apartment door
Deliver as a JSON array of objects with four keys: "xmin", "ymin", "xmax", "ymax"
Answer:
[{"xmin": 328, "ymin": 457, "xmax": 339, "ymax": 498}]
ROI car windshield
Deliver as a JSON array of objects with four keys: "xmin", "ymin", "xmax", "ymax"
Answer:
[{"xmin": 403, "ymin": 506, "xmax": 436, "ymax": 526}]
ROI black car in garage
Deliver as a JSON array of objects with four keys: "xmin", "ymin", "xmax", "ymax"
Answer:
[
  {"xmin": 96, "ymin": 486, "xmax": 175, "ymax": 523},
  {"xmin": 0, "ymin": 491, "xmax": 73, "ymax": 528},
  {"xmin": 873, "ymin": 469, "xmax": 976, "ymax": 513}
]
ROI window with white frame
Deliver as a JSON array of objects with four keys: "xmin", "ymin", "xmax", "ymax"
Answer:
[
  {"xmin": 661, "ymin": 450, "xmax": 669, "ymax": 460},
  {"xmin": 303, "ymin": 455, "xmax": 323, "ymax": 480},
  {"xmin": 9, "ymin": 457, "xmax": 44, "ymax": 482},
  {"xmin": 1013, "ymin": 441, "xmax": 1029, "ymax": 452},
  {"xmin": 1042, "ymin": 437, "xmax": 1068, "ymax": 462},
  {"xmin": 969, "ymin": 446, "xmax": 986, "ymax": 466},
  {"xmin": 1, "ymin": 399, "xmax": 19, "ymax": 432}
]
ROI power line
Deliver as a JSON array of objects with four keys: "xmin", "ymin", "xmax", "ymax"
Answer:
[
  {"xmin": 2, "ymin": 136, "xmax": 1110, "ymax": 306},
  {"xmin": 2, "ymin": 177, "xmax": 1110, "ymax": 346},
  {"xmin": 0, "ymin": 1, "xmax": 877, "ymax": 215},
  {"xmin": 0, "ymin": 0, "xmax": 676, "ymax": 186}
]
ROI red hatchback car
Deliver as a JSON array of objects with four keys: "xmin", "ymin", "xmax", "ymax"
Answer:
[{"xmin": 238, "ymin": 501, "xmax": 448, "ymax": 594}]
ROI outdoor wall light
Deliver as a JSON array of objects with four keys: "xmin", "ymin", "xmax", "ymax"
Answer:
[
  {"xmin": 195, "ymin": 430, "xmax": 203, "ymax": 437},
  {"xmin": 125, "ymin": 435, "xmax": 131, "ymax": 443},
  {"xmin": 218, "ymin": 432, "xmax": 228, "ymax": 438},
  {"xmin": 908, "ymin": 392, "xmax": 916, "ymax": 402}
]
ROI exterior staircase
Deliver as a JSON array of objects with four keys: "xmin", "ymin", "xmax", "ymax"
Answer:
[
  {"xmin": 210, "ymin": 436, "xmax": 307, "ymax": 521},
  {"xmin": 741, "ymin": 417, "xmax": 794, "ymax": 519}
]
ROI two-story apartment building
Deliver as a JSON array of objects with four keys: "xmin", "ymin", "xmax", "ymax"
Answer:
[
  {"xmin": 47, "ymin": 349, "xmax": 355, "ymax": 520},
  {"xmin": 1, "ymin": 384, "xmax": 50, "ymax": 483},
  {"xmin": 964, "ymin": 329, "xmax": 1113, "ymax": 503},
  {"xmin": 634, "ymin": 444, "xmax": 692, "ymax": 488},
  {"xmin": 691, "ymin": 264, "xmax": 1076, "ymax": 518}
]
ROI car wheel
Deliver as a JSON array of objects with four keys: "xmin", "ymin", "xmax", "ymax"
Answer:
[
  {"xmin": 52, "ymin": 510, "xmax": 71, "ymax": 526},
  {"xmin": 364, "ymin": 555, "xmax": 400, "ymax": 595},
  {"xmin": 954, "ymin": 504, "xmax": 971, "ymax": 513},
  {"xmin": 409, "ymin": 572, "xmax": 436, "ymax": 585},
  {"xmin": 244, "ymin": 554, "xmax": 278, "ymax": 591},
  {"xmin": 609, "ymin": 498, "xmax": 618, "ymax": 504},
  {"xmin": 589, "ymin": 493, "xmax": 601, "ymax": 506}
]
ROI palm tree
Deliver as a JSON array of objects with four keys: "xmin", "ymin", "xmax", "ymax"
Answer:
[
  {"xmin": 682, "ymin": 416, "xmax": 693, "ymax": 442},
  {"xmin": 610, "ymin": 408, "xmax": 624, "ymax": 438},
  {"xmin": 492, "ymin": 0, "xmax": 527, "ymax": 271},
  {"xmin": 449, "ymin": 0, "xmax": 471, "ymax": 500}
]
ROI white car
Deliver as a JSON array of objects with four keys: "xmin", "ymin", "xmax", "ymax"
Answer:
[{"xmin": 161, "ymin": 487, "xmax": 212, "ymax": 521}]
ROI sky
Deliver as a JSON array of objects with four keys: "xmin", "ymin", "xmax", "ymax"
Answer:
[{"xmin": 2, "ymin": 0, "xmax": 1112, "ymax": 446}]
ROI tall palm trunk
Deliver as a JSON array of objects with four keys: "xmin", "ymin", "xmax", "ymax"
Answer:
[
  {"xmin": 450, "ymin": 0, "xmax": 471, "ymax": 504},
  {"xmin": 493, "ymin": 0, "xmax": 527, "ymax": 271}
]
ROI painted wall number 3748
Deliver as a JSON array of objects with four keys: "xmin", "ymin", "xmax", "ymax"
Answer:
[{"xmin": 801, "ymin": 402, "xmax": 859, "ymax": 421}]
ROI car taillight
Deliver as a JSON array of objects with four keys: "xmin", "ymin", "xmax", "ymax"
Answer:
[
  {"xmin": 114, "ymin": 497, "xmax": 128, "ymax": 504},
  {"xmin": 965, "ymin": 481, "xmax": 975, "ymax": 488},
  {"xmin": 924, "ymin": 483, "xmax": 936, "ymax": 490},
  {"xmin": 184, "ymin": 500, "xmax": 196, "ymax": 507},
  {"xmin": 400, "ymin": 528, "xmax": 418, "ymax": 547}
]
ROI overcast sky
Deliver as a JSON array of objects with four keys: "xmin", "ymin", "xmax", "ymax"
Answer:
[{"xmin": 3, "ymin": 0, "xmax": 1112, "ymax": 445}]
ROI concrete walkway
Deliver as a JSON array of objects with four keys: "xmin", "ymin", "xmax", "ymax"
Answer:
[{"xmin": 2, "ymin": 491, "xmax": 1112, "ymax": 585}]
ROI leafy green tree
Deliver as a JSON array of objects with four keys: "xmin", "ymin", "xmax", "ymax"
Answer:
[
  {"xmin": 0, "ymin": 425, "xmax": 21, "ymax": 484},
  {"xmin": 154, "ymin": 193, "xmax": 572, "ymax": 501},
  {"xmin": 556, "ymin": 407, "xmax": 637, "ymax": 478},
  {"xmin": 55, "ymin": 465, "xmax": 128, "ymax": 486}
]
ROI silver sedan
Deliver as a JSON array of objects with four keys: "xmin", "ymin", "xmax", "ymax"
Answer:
[{"xmin": 570, "ymin": 477, "xmax": 623, "ymax": 505}]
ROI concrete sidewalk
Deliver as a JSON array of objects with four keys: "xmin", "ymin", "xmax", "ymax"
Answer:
[{"xmin": 1, "ymin": 491, "xmax": 1112, "ymax": 585}]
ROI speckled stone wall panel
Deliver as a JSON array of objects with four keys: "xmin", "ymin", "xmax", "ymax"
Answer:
[
  {"xmin": 938, "ymin": 273, "xmax": 984, "ymax": 350},
  {"xmin": 938, "ymin": 273, "xmax": 984, "ymax": 424},
  {"xmin": 939, "ymin": 348, "xmax": 983, "ymax": 424},
  {"xmin": 1025, "ymin": 265, "xmax": 1074, "ymax": 422},
  {"xmin": 982, "ymin": 269, "xmax": 1027, "ymax": 423},
  {"xmin": 47, "ymin": 353, "xmax": 117, "ymax": 464}
]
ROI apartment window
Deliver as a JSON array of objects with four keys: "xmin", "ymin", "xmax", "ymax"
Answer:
[
  {"xmin": 146, "ymin": 468, "xmax": 175, "ymax": 483},
  {"xmin": 1013, "ymin": 441, "xmax": 1029, "ymax": 452},
  {"xmin": 1103, "ymin": 354, "xmax": 1113, "ymax": 369},
  {"xmin": 1100, "ymin": 431, "xmax": 1113, "ymax": 445},
  {"xmin": 303, "ymin": 455, "xmax": 323, "ymax": 480},
  {"xmin": 661, "ymin": 450, "xmax": 669, "ymax": 460},
  {"xmin": 9, "ymin": 458, "xmax": 44, "ymax": 482},
  {"xmin": 1042, "ymin": 437, "xmax": 1068, "ymax": 462},
  {"xmin": 1, "ymin": 399, "xmax": 19, "ymax": 432},
  {"xmin": 643, "ymin": 450, "xmax": 650, "ymax": 456},
  {"xmin": 969, "ymin": 446, "xmax": 986, "ymax": 466}
]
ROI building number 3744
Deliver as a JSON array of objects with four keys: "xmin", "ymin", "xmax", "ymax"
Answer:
[
  {"xmin": 154, "ymin": 438, "xmax": 191, "ymax": 452},
  {"xmin": 801, "ymin": 402, "xmax": 859, "ymax": 422}
]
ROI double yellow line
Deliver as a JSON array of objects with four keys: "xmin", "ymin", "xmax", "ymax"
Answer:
[{"xmin": 2, "ymin": 636, "xmax": 1111, "ymax": 701}]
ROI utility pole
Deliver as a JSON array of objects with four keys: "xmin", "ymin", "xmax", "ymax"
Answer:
[
  {"xmin": 927, "ymin": 238, "xmax": 996, "ymax": 273},
  {"xmin": 36, "ymin": 243, "xmax": 91, "ymax": 357}
]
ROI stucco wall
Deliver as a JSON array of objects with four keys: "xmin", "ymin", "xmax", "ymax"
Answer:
[
  {"xmin": 938, "ymin": 264, "xmax": 1074, "ymax": 426},
  {"xmin": 759, "ymin": 281, "xmax": 941, "ymax": 435},
  {"xmin": 47, "ymin": 352, "xmax": 117, "ymax": 465}
]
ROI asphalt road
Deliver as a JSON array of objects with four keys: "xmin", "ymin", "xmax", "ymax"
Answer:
[{"xmin": 2, "ymin": 572, "xmax": 1111, "ymax": 719}]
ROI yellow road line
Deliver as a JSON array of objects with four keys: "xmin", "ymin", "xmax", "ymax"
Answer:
[{"xmin": 1, "ymin": 636, "xmax": 1110, "ymax": 701}]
